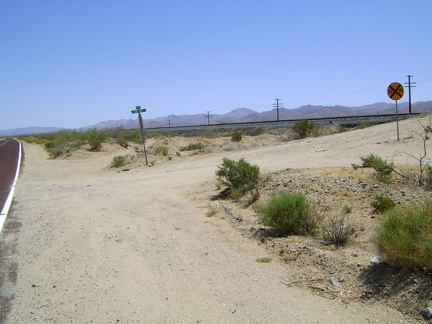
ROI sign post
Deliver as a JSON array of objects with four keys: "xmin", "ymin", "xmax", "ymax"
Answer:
[
  {"xmin": 131, "ymin": 106, "xmax": 148, "ymax": 166},
  {"xmin": 387, "ymin": 82, "xmax": 404, "ymax": 141}
]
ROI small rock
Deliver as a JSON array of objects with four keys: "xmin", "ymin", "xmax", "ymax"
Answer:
[
  {"xmin": 330, "ymin": 277, "xmax": 341, "ymax": 287},
  {"xmin": 422, "ymin": 308, "xmax": 432, "ymax": 320},
  {"xmin": 371, "ymin": 256, "xmax": 380, "ymax": 264}
]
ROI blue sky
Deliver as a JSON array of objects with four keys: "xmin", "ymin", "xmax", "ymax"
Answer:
[{"xmin": 1, "ymin": 0, "xmax": 431, "ymax": 130}]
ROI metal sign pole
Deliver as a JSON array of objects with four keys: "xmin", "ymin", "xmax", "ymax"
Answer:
[
  {"xmin": 395, "ymin": 100, "xmax": 399, "ymax": 141},
  {"xmin": 138, "ymin": 113, "xmax": 148, "ymax": 165},
  {"xmin": 131, "ymin": 106, "xmax": 148, "ymax": 166}
]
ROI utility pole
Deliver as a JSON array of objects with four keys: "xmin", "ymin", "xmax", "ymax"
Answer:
[
  {"xmin": 206, "ymin": 111, "xmax": 213, "ymax": 125},
  {"xmin": 405, "ymin": 75, "xmax": 416, "ymax": 114},
  {"xmin": 273, "ymin": 98, "xmax": 282, "ymax": 121}
]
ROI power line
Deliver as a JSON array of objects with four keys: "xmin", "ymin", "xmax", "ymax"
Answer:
[
  {"xmin": 206, "ymin": 111, "xmax": 213, "ymax": 125},
  {"xmin": 405, "ymin": 75, "xmax": 416, "ymax": 114},
  {"xmin": 273, "ymin": 98, "xmax": 282, "ymax": 121}
]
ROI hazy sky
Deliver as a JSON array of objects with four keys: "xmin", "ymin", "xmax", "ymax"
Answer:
[{"xmin": 1, "ymin": 0, "xmax": 431, "ymax": 130}]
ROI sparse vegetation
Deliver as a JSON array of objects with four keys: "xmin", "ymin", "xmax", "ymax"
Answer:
[
  {"xmin": 155, "ymin": 146, "xmax": 169, "ymax": 156},
  {"xmin": 360, "ymin": 153, "xmax": 394, "ymax": 182},
  {"xmin": 231, "ymin": 130, "xmax": 243, "ymax": 142},
  {"xmin": 292, "ymin": 119, "xmax": 316, "ymax": 139},
  {"xmin": 300, "ymin": 203, "xmax": 326, "ymax": 236},
  {"xmin": 402, "ymin": 119, "xmax": 432, "ymax": 187},
  {"xmin": 373, "ymin": 200, "xmax": 432, "ymax": 270},
  {"xmin": 116, "ymin": 138, "xmax": 129, "ymax": 148},
  {"xmin": 88, "ymin": 138, "xmax": 102, "ymax": 151},
  {"xmin": 206, "ymin": 204, "xmax": 218, "ymax": 217},
  {"xmin": 111, "ymin": 155, "xmax": 127, "ymax": 167},
  {"xmin": 371, "ymin": 195, "xmax": 396, "ymax": 214},
  {"xmin": 356, "ymin": 121, "xmax": 372, "ymax": 129},
  {"xmin": 257, "ymin": 192, "xmax": 310, "ymax": 235},
  {"xmin": 215, "ymin": 158, "xmax": 260, "ymax": 196},
  {"xmin": 255, "ymin": 257, "xmax": 272, "ymax": 263},
  {"xmin": 322, "ymin": 214, "xmax": 355, "ymax": 247},
  {"xmin": 18, "ymin": 128, "xmax": 144, "ymax": 158},
  {"xmin": 180, "ymin": 142, "xmax": 205, "ymax": 151},
  {"xmin": 343, "ymin": 204, "xmax": 353, "ymax": 214},
  {"xmin": 199, "ymin": 129, "xmax": 218, "ymax": 138}
]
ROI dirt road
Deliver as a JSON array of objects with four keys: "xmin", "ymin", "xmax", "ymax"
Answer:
[{"xmin": 1, "ymin": 116, "xmax": 429, "ymax": 323}]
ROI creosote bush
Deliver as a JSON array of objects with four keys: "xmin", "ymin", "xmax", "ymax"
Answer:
[
  {"xmin": 111, "ymin": 155, "xmax": 127, "ymax": 167},
  {"xmin": 292, "ymin": 119, "xmax": 316, "ymax": 139},
  {"xmin": 18, "ymin": 128, "xmax": 143, "ymax": 158},
  {"xmin": 180, "ymin": 142, "xmax": 205, "ymax": 151},
  {"xmin": 257, "ymin": 192, "xmax": 310, "ymax": 235},
  {"xmin": 371, "ymin": 195, "xmax": 396, "ymax": 214},
  {"xmin": 215, "ymin": 157, "xmax": 260, "ymax": 196},
  {"xmin": 231, "ymin": 130, "xmax": 243, "ymax": 142},
  {"xmin": 155, "ymin": 146, "xmax": 169, "ymax": 156},
  {"xmin": 373, "ymin": 200, "xmax": 432, "ymax": 270},
  {"xmin": 360, "ymin": 153, "xmax": 394, "ymax": 182},
  {"xmin": 88, "ymin": 139, "xmax": 102, "ymax": 151},
  {"xmin": 116, "ymin": 138, "xmax": 129, "ymax": 148}
]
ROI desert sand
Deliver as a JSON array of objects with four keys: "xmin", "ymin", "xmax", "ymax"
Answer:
[{"xmin": 2, "ymin": 115, "xmax": 431, "ymax": 323}]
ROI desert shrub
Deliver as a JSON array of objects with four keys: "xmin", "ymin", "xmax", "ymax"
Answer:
[
  {"xmin": 292, "ymin": 119, "xmax": 315, "ymax": 139},
  {"xmin": 425, "ymin": 166, "xmax": 432, "ymax": 190},
  {"xmin": 356, "ymin": 121, "xmax": 372, "ymax": 129},
  {"xmin": 256, "ymin": 257, "xmax": 272, "ymax": 263},
  {"xmin": 199, "ymin": 129, "xmax": 218, "ymax": 138},
  {"xmin": 300, "ymin": 203, "xmax": 326, "ymax": 236},
  {"xmin": 361, "ymin": 153, "xmax": 385, "ymax": 168},
  {"xmin": 46, "ymin": 144, "xmax": 64, "ymax": 158},
  {"xmin": 122, "ymin": 129, "xmax": 142, "ymax": 143},
  {"xmin": 155, "ymin": 146, "xmax": 168, "ymax": 156},
  {"xmin": 257, "ymin": 192, "xmax": 309, "ymax": 235},
  {"xmin": 112, "ymin": 155, "xmax": 127, "ymax": 167},
  {"xmin": 116, "ymin": 138, "xmax": 129, "ymax": 148},
  {"xmin": 371, "ymin": 195, "xmax": 396, "ymax": 214},
  {"xmin": 215, "ymin": 157, "xmax": 260, "ymax": 194},
  {"xmin": 323, "ymin": 214, "xmax": 355, "ymax": 247},
  {"xmin": 343, "ymin": 204, "xmax": 353, "ymax": 214},
  {"xmin": 231, "ymin": 130, "xmax": 243, "ymax": 142},
  {"xmin": 88, "ymin": 138, "xmax": 102, "ymax": 151},
  {"xmin": 244, "ymin": 127, "xmax": 265, "ymax": 136},
  {"xmin": 33, "ymin": 130, "xmax": 84, "ymax": 157},
  {"xmin": 180, "ymin": 142, "xmax": 205, "ymax": 151},
  {"xmin": 206, "ymin": 204, "xmax": 218, "ymax": 217},
  {"xmin": 360, "ymin": 153, "xmax": 394, "ymax": 182},
  {"xmin": 85, "ymin": 129, "xmax": 108, "ymax": 143},
  {"xmin": 338, "ymin": 126, "xmax": 348, "ymax": 133},
  {"xmin": 373, "ymin": 201, "xmax": 432, "ymax": 270}
]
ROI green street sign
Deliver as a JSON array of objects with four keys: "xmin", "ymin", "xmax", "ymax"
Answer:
[{"xmin": 131, "ymin": 108, "xmax": 146, "ymax": 114}]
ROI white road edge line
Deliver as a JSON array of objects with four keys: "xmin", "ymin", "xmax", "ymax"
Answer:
[{"xmin": 0, "ymin": 139, "xmax": 22, "ymax": 232}]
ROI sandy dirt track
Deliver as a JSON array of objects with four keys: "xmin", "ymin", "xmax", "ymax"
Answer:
[{"xmin": 2, "ymin": 115, "xmax": 430, "ymax": 323}]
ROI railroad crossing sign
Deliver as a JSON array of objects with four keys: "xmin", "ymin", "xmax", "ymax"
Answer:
[
  {"xmin": 387, "ymin": 82, "xmax": 404, "ymax": 101},
  {"xmin": 131, "ymin": 106, "xmax": 146, "ymax": 114}
]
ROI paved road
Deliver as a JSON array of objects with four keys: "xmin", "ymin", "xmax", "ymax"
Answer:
[{"xmin": 0, "ymin": 138, "xmax": 21, "ymax": 214}]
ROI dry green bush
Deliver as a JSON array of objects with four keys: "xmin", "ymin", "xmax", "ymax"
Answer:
[{"xmin": 373, "ymin": 200, "xmax": 432, "ymax": 270}]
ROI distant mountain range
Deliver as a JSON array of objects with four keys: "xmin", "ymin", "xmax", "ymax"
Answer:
[{"xmin": 1, "ymin": 101, "xmax": 431, "ymax": 136}]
